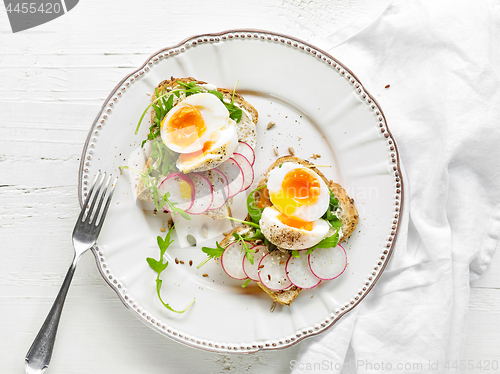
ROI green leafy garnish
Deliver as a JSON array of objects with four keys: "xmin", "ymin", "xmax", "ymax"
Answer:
[
  {"xmin": 233, "ymin": 232, "xmax": 256, "ymax": 265},
  {"xmin": 322, "ymin": 189, "xmax": 342, "ymax": 229},
  {"xmin": 241, "ymin": 279, "xmax": 252, "ymax": 288},
  {"xmin": 163, "ymin": 192, "xmax": 191, "ymax": 220},
  {"xmin": 247, "ymin": 185, "xmax": 266, "ymax": 225},
  {"xmin": 174, "ymin": 80, "xmax": 242, "ymax": 122},
  {"xmin": 224, "ymin": 216, "xmax": 260, "ymax": 229},
  {"xmin": 150, "ymin": 137, "xmax": 178, "ymax": 176},
  {"xmin": 201, "ymin": 241, "xmax": 225, "ymax": 258},
  {"xmin": 242, "ymin": 228, "xmax": 266, "ymax": 242},
  {"xmin": 207, "ymin": 89, "xmax": 223, "ymax": 100},
  {"xmin": 120, "ymin": 138, "xmax": 189, "ymax": 218},
  {"xmin": 175, "ymin": 80, "xmax": 204, "ymax": 96},
  {"xmin": 147, "ymin": 226, "xmax": 194, "ymax": 313},
  {"xmin": 306, "ymin": 230, "xmax": 340, "ymax": 254},
  {"xmin": 291, "ymin": 250, "xmax": 300, "ymax": 258},
  {"xmin": 198, "ymin": 241, "xmax": 226, "ymax": 269},
  {"xmin": 140, "ymin": 88, "xmax": 175, "ymax": 147},
  {"xmin": 328, "ymin": 215, "xmax": 343, "ymax": 230},
  {"xmin": 119, "ymin": 164, "xmax": 190, "ymax": 220},
  {"xmin": 135, "ymin": 90, "xmax": 171, "ymax": 136}
]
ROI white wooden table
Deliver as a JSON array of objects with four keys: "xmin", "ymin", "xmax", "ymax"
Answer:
[{"xmin": 1, "ymin": 1, "xmax": 498, "ymax": 373}]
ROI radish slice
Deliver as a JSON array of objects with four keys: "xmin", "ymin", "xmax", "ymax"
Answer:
[
  {"xmin": 308, "ymin": 244, "xmax": 347, "ymax": 280},
  {"xmin": 203, "ymin": 168, "xmax": 230, "ymax": 210},
  {"xmin": 232, "ymin": 153, "xmax": 254, "ymax": 191},
  {"xmin": 258, "ymin": 251, "xmax": 292, "ymax": 291},
  {"xmin": 157, "ymin": 173, "xmax": 195, "ymax": 212},
  {"xmin": 235, "ymin": 142, "xmax": 255, "ymax": 166},
  {"xmin": 242, "ymin": 245, "xmax": 268, "ymax": 281},
  {"xmin": 185, "ymin": 173, "xmax": 213, "ymax": 215},
  {"xmin": 217, "ymin": 158, "xmax": 244, "ymax": 198},
  {"xmin": 286, "ymin": 252, "xmax": 322, "ymax": 289},
  {"xmin": 221, "ymin": 241, "xmax": 249, "ymax": 280}
]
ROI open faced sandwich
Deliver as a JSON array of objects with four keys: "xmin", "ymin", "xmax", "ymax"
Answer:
[
  {"xmin": 205, "ymin": 156, "xmax": 359, "ymax": 305},
  {"xmin": 126, "ymin": 77, "xmax": 258, "ymax": 219}
]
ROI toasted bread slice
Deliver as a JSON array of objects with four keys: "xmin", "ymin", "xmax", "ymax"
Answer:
[
  {"xmin": 221, "ymin": 156, "xmax": 359, "ymax": 305},
  {"xmin": 136, "ymin": 77, "xmax": 258, "ymax": 213}
]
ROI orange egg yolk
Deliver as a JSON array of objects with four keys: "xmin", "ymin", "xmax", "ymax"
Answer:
[
  {"xmin": 270, "ymin": 168, "xmax": 320, "ymax": 231},
  {"xmin": 277, "ymin": 213, "xmax": 314, "ymax": 231},
  {"xmin": 178, "ymin": 139, "xmax": 215, "ymax": 164},
  {"xmin": 270, "ymin": 168, "xmax": 321, "ymax": 216},
  {"xmin": 164, "ymin": 104, "xmax": 206, "ymax": 149}
]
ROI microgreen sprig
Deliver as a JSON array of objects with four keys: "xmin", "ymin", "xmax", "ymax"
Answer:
[
  {"xmin": 147, "ymin": 226, "xmax": 195, "ymax": 313},
  {"xmin": 246, "ymin": 185, "xmax": 266, "ymax": 224},
  {"xmin": 224, "ymin": 216, "xmax": 260, "ymax": 229},
  {"xmin": 119, "ymin": 165, "xmax": 190, "ymax": 220},
  {"xmin": 322, "ymin": 189, "xmax": 342, "ymax": 229},
  {"xmin": 198, "ymin": 241, "xmax": 226, "ymax": 269},
  {"xmin": 233, "ymin": 232, "xmax": 256, "ymax": 265},
  {"xmin": 241, "ymin": 279, "xmax": 252, "ymax": 288},
  {"xmin": 305, "ymin": 230, "xmax": 340, "ymax": 255}
]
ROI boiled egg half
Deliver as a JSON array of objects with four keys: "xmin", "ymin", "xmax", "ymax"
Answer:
[
  {"xmin": 259, "ymin": 163, "xmax": 331, "ymax": 249},
  {"xmin": 160, "ymin": 93, "xmax": 238, "ymax": 173}
]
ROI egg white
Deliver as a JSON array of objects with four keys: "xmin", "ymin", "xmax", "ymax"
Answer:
[
  {"xmin": 266, "ymin": 162, "xmax": 330, "ymax": 222},
  {"xmin": 259, "ymin": 206, "xmax": 330, "ymax": 250},
  {"xmin": 161, "ymin": 93, "xmax": 230, "ymax": 154},
  {"xmin": 176, "ymin": 122, "xmax": 238, "ymax": 173}
]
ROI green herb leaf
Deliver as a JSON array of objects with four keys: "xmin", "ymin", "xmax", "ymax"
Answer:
[
  {"xmin": 224, "ymin": 102, "xmax": 243, "ymax": 123},
  {"xmin": 291, "ymin": 250, "xmax": 300, "ymax": 258},
  {"xmin": 243, "ymin": 228, "xmax": 265, "ymax": 241},
  {"xmin": 225, "ymin": 216, "xmax": 260, "ymax": 229},
  {"xmin": 241, "ymin": 279, "xmax": 252, "ymax": 288},
  {"xmin": 329, "ymin": 215, "xmax": 343, "ymax": 230},
  {"xmin": 207, "ymin": 89, "xmax": 224, "ymax": 100},
  {"xmin": 247, "ymin": 185, "xmax": 266, "ymax": 224},
  {"xmin": 164, "ymin": 192, "xmax": 191, "ymax": 220},
  {"xmin": 232, "ymin": 232, "xmax": 256, "ymax": 265},
  {"xmin": 146, "ymin": 257, "xmax": 168, "ymax": 274},
  {"xmin": 119, "ymin": 161, "xmax": 188, "ymax": 219},
  {"xmin": 175, "ymin": 80, "xmax": 198, "ymax": 89},
  {"xmin": 307, "ymin": 231, "xmax": 340, "ymax": 254},
  {"xmin": 135, "ymin": 91, "xmax": 172, "ymax": 136},
  {"xmin": 198, "ymin": 241, "xmax": 227, "ymax": 269},
  {"xmin": 322, "ymin": 189, "xmax": 341, "ymax": 229},
  {"xmin": 147, "ymin": 226, "xmax": 194, "ymax": 313},
  {"xmin": 176, "ymin": 80, "xmax": 203, "ymax": 96},
  {"xmin": 207, "ymin": 88, "xmax": 242, "ymax": 123},
  {"xmin": 201, "ymin": 242, "xmax": 225, "ymax": 258}
]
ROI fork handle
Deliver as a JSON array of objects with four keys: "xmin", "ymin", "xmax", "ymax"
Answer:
[{"xmin": 25, "ymin": 255, "xmax": 80, "ymax": 372}]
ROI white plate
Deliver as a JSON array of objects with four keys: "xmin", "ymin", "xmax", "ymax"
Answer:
[{"xmin": 78, "ymin": 30, "xmax": 404, "ymax": 353}]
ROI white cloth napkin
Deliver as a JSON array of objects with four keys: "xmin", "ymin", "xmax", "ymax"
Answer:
[{"xmin": 292, "ymin": 1, "xmax": 500, "ymax": 373}]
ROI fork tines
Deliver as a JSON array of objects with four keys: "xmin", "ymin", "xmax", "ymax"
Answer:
[{"xmin": 79, "ymin": 171, "xmax": 118, "ymax": 227}]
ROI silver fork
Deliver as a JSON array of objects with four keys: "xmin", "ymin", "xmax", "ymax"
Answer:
[{"xmin": 25, "ymin": 171, "xmax": 118, "ymax": 374}]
